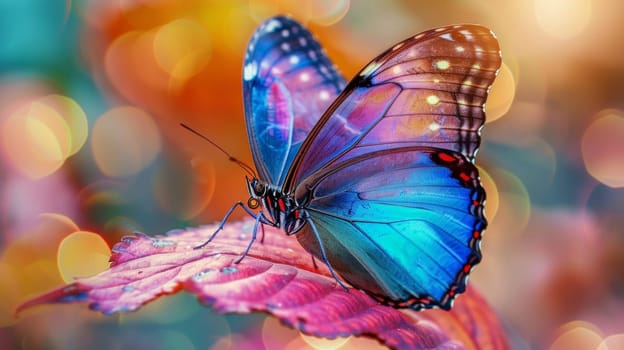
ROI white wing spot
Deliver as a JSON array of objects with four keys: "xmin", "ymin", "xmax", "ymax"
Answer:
[
  {"xmin": 319, "ymin": 90, "xmax": 330, "ymax": 100},
  {"xmin": 299, "ymin": 37, "xmax": 308, "ymax": 46},
  {"xmin": 456, "ymin": 46, "xmax": 465, "ymax": 53},
  {"xmin": 460, "ymin": 30, "xmax": 475, "ymax": 41},
  {"xmin": 472, "ymin": 63, "xmax": 481, "ymax": 69},
  {"xmin": 426, "ymin": 95, "xmax": 440, "ymax": 105},
  {"xmin": 281, "ymin": 29, "xmax": 290, "ymax": 37},
  {"xmin": 360, "ymin": 60, "xmax": 382, "ymax": 77},
  {"xmin": 300, "ymin": 72, "xmax": 310, "ymax": 82},
  {"xmin": 433, "ymin": 78, "xmax": 440, "ymax": 84},
  {"xmin": 392, "ymin": 42, "xmax": 405, "ymax": 51},
  {"xmin": 428, "ymin": 123, "xmax": 441, "ymax": 131},
  {"xmin": 440, "ymin": 33, "xmax": 454, "ymax": 41},
  {"xmin": 271, "ymin": 67, "xmax": 282, "ymax": 75},
  {"xmin": 463, "ymin": 79, "xmax": 473, "ymax": 86},
  {"xmin": 435, "ymin": 27, "xmax": 446, "ymax": 32},
  {"xmin": 392, "ymin": 66, "xmax": 401, "ymax": 74},
  {"xmin": 264, "ymin": 19, "xmax": 282, "ymax": 32},
  {"xmin": 435, "ymin": 60, "xmax": 450, "ymax": 70},
  {"xmin": 281, "ymin": 43, "xmax": 291, "ymax": 51},
  {"xmin": 243, "ymin": 61, "xmax": 257, "ymax": 81},
  {"xmin": 289, "ymin": 55, "xmax": 300, "ymax": 64},
  {"xmin": 308, "ymin": 50, "xmax": 317, "ymax": 60}
]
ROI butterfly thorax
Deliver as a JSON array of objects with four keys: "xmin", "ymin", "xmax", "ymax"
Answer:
[{"xmin": 246, "ymin": 178, "xmax": 307, "ymax": 235}]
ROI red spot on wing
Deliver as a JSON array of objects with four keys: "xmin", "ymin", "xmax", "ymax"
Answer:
[
  {"xmin": 459, "ymin": 172, "xmax": 470, "ymax": 182},
  {"xmin": 473, "ymin": 230, "xmax": 480, "ymax": 239},
  {"xmin": 438, "ymin": 152, "xmax": 456, "ymax": 163},
  {"xmin": 277, "ymin": 198, "xmax": 286, "ymax": 211}
]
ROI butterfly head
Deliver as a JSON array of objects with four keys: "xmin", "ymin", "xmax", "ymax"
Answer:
[{"xmin": 245, "ymin": 177, "xmax": 267, "ymax": 209}]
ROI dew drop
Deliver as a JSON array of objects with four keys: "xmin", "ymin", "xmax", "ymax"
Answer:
[
  {"xmin": 193, "ymin": 269, "xmax": 215, "ymax": 281},
  {"xmin": 220, "ymin": 266, "xmax": 238, "ymax": 274},
  {"xmin": 152, "ymin": 239, "xmax": 176, "ymax": 248}
]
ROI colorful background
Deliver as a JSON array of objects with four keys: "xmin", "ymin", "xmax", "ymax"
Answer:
[{"xmin": 1, "ymin": 0, "xmax": 623, "ymax": 349}]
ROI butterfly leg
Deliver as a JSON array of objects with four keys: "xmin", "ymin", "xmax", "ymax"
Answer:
[
  {"xmin": 306, "ymin": 218, "xmax": 349, "ymax": 291},
  {"xmin": 259, "ymin": 223, "xmax": 266, "ymax": 244},
  {"xmin": 233, "ymin": 210, "xmax": 267, "ymax": 264},
  {"xmin": 194, "ymin": 201, "xmax": 258, "ymax": 249}
]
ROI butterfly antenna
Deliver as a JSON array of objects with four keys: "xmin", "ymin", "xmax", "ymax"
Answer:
[{"xmin": 180, "ymin": 123, "xmax": 257, "ymax": 178}]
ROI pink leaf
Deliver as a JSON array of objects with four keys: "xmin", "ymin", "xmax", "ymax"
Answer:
[{"xmin": 18, "ymin": 220, "xmax": 508, "ymax": 350}]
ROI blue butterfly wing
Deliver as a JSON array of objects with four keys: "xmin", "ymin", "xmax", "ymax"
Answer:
[
  {"xmin": 284, "ymin": 25, "xmax": 500, "ymax": 190},
  {"xmin": 296, "ymin": 148, "xmax": 485, "ymax": 310},
  {"xmin": 243, "ymin": 16, "xmax": 346, "ymax": 186},
  {"xmin": 287, "ymin": 25, "xmax": 501, "ymax": 309}
]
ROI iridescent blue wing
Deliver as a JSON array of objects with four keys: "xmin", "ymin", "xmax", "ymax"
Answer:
[
  {"xmin": 284, "ymin": 25, "xmax": 500, "ymax": 190},
  {"xmin": 296, "ymin": 148, "xmax": 485, "ymax": 310},
  {"xmin": 288, "ymin": 25, "xmax": 501, "ymax": 310},
  {"xmin": 243, "ymin": 16, "xmax": 346, "ymax": 186}
]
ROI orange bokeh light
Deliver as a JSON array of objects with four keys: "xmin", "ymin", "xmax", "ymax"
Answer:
[
  {"xmin": 91, "ymin": 106, "xmax": 162, "ymax": 177},
  {"xmin": 581, "ymin": 110, "xmax": 624, "ymax": 188}
]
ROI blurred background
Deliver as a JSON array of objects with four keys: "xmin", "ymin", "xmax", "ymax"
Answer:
[{"xmin": 1, "ymin": 0, "xmax": 623, "ymax": 349}]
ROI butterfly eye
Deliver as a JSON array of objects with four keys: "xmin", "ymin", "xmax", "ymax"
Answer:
[
  {"xmin": 248, "ymin": 197, "xmax": 260, "ymax": 209},
  {"xmin": 253, "ymin": 182, "xmax": 266, "ymax": 195}
]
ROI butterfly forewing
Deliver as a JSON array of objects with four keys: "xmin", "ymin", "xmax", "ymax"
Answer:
[
  {"xmin": 243, "ymin": 16, "xmax": 346, "ymax": 186},
  {"xmin": 284, "ymin": 25, "xmax": 501, "ymax": 190}
]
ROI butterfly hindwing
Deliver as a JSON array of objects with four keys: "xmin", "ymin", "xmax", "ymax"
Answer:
[
  {"xmin": 295, "ymin": 147, "xmax": 485, "ymax": 309},
  {"xmin": 243, "ymin": 16, "xmax": 346, "ymax": 186}
]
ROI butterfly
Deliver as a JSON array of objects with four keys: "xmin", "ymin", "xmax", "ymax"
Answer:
[{"xmin": 200, "ymin": 15, "xmax": 501, "ymax": 311}]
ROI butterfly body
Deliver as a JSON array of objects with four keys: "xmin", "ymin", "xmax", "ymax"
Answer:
[
  {"xmin": 234, "ymin": 15, "xmax": 501, "ymax": 310},
  {"xmin": 246, "ymin": 177, "xmax": 307, "ymax": 235}
]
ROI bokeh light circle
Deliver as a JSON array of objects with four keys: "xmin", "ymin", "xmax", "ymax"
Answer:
[
  {"xmin": 153, "ymin": 19, "xmax": 211, "ymax": 82},
  {"xmin": 38, "ymin": 94, "xmax": 89, "ymax": 156},
  {"xmin": 478, "ymin": 166, "xmax": 500, "ymax": 222},
  {"xmin": 57, "ymin": 231, "xmax": 111, "ymax": 282},
  {"xmin": 548, "ymin": 322, "xmax": 603, "ymax": 350},
  {"xmin": 1, "ymin": 95, "xmax": 88, "ymax": 179},
  {"xmin": 487, "ymin": 168, "xmax": 531, "ymax": 238},
  {"xmin": 262, "ymin": 316, "xmax": 300, "ymax": 349},
  {"xmin": 581, "ymin": 110, "xmax": 624, "ymax": 188},
  {"xmin": 91, "ymin": 106, "xmax": 162, "ymax": 177},
  {"xmin": 248, "ymin": 0, "xmax": 350, "ymax": 25},
  {"xmin": 486, "ymin": 62, "xmax": 516, "ymax": 123},
  {"xmin": 301, "ymin": 0, "xmax": 351, "ymax": 26},
  {"xmin": 598, "ymin": 334, "xmax": 624, "ymax": 350},
  {"xmin": 534, "ymin": 0, "xmax": 591, "ymax": 39},
  {"xmin": 300, "ymin": 333, "xmax": 351, "ymax": 349}
]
